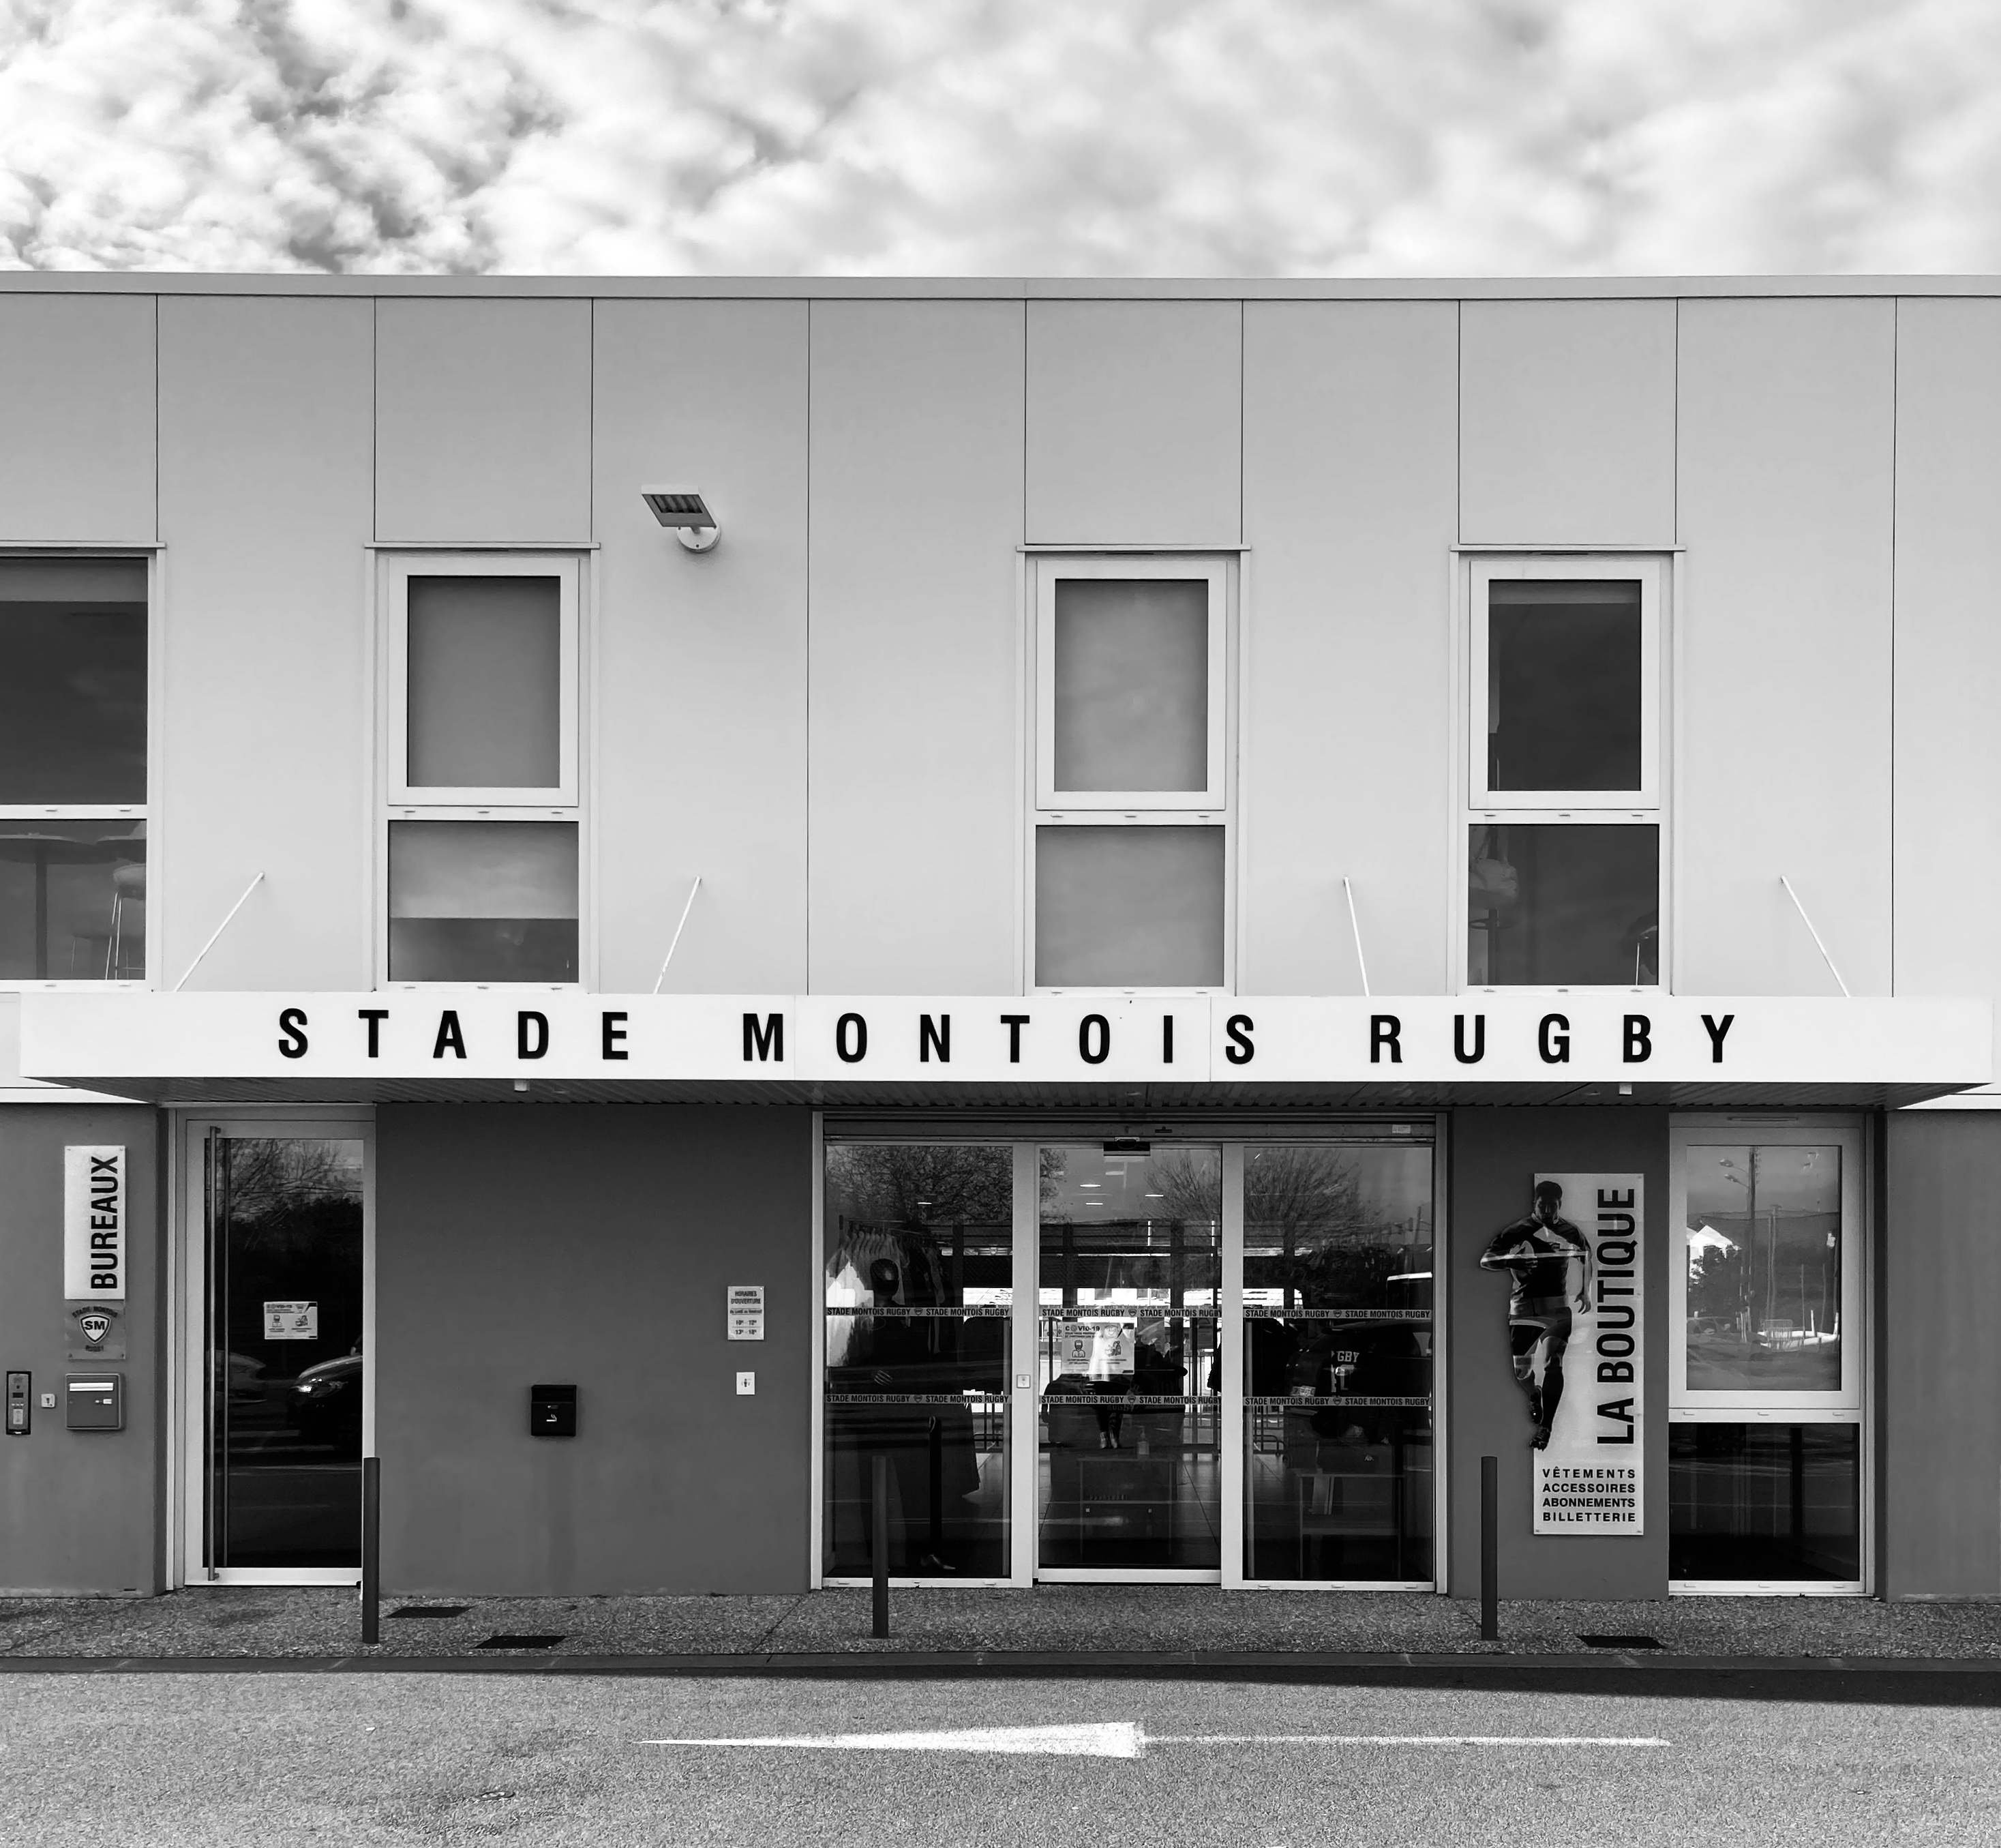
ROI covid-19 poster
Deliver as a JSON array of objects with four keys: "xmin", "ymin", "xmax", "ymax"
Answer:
[{"xmin": 1519, "ymin": 1172, "xmax": 1644, "ymax": 1536}]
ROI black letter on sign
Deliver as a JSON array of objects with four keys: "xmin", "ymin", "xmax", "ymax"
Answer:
[
  {"xmin": 743, "ymin": 1013, "xmax": 783, "ymax": 1062},
  {"xmin": 836, "ymin": 1013, "xmax": 868, "ymax": 1063},
  {"xmin": 1538, "ymin": 1013, "xmax": 1571, "ymax": 1064},
  {"xmin": 358, "ymin": 1008, "xmax": 388, "ymax": 1058},
  {"xmin": 433, "ymin": 1011, "xmax": 466, "ymax": 1060},
  {"xmin": 920, "ymin": 1013, "xmax": 950, "ymax": 1063},
  {"xmin": 602, "ymin": 1011, "xmax": 629, "ymax": 1061},
  {"xmin": 1000, "ymin": 1014, "xmax": 1029, "ymax": 1063},
  {"xmin": 1702, "ymin": 1012, "xmax": 1736, "ymax": 1064},
  {"xmin": 1623, "ymin": 1014, "xmax": 1652, "ymax": 1064},
  {"xmin": 1162, "ymin": 1015, "xmax": 1175, "ymax": 1064},
  {"xmin": 1224, "ymin": 1015, "xmax": 1255, "ymax": 1065},
  {"xmin": 1079, "ymin": 1015, "xmax": 1111, "ymax": 1065},
  {"xmin": 1453, "ymin": 1013, "xmax": 1485, "ymax": 1064},
  {"xmin": 518, "ymin": 1011, "xmax": 549, "ymax": 1060},
  {"xmin": 277, "ymin": 1008, "xmax": 309, "ymax": 1059},
  {"xmin": 1370, "ymin": 1015, "xmax": 1402, "ymax": 1065}
]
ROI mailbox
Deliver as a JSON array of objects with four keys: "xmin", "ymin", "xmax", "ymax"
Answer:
[
  {"xmin": 530, "ymin": 1383, "xmax": 576, "ymax": 1437},
  {"xmin": 67, "ymin": 1373, "xmax": 123, "ymax": 1432}
]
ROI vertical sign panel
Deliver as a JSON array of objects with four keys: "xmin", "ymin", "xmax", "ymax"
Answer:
[
  {"xmin": 1532, "ymin": 1171, "xmax": 1642, "ymax": 1534},
  {"xmin": 63, "ymin": 1146, "xmax": 126, "ymax": 1300}
]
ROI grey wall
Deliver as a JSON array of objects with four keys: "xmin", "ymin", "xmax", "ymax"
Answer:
[
  {"xmin": 1447, "ymin": 1107, "xmax": 1670, "ymax": 1601},
  {"xmin": 1883, "ymin": 1112, "xmax": 2001, "ymax": 1598},
  {"xmin": 0, "ymin": 1104, "xmax": 160, "ymax": 1594},
  {"xmin": 375, "ymin": 1104, "xmax": 813, "ymax": 1595}
]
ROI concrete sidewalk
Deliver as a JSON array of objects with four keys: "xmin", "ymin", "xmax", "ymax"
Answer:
[{"xmin": 6, "ymin": 1584, "xmax": 2001, "ymax": 1665}]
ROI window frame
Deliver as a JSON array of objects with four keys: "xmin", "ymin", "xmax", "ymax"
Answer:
[
  {"xmin": 0, "ymin": 547, "xmax": 157, "ymax": 992},
  {"xmin": 1669, "ymin": 1116, "xmax": 1866, "ymax": 1416},
  {"xmin": 387, "ymin": 552, "xmax": 580, "ymax": 808},
  {"xmin": 1034, "ymin": 554, "xmax": 1228, "ymax": 812},
  {"xmin": 1026, "ymin": 553, "xmax": 1236, "ymax": 998},
  {"xmin": 1457, "ymin": 551, "xmax": 1670, "ymax": 998},
  {"xmin": 1469, "ymin": 553, "xmax": 1662, "ymax": 810},
  {"xmin": 377, "ymin": 551, "xmax": 587, "ymax": 991}
]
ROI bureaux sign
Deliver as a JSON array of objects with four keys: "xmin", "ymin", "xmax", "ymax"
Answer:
[
  {"xmin": 63, "ymin": 1145, "xmax": 125, "ymax": 1300},
  {"xmin": 18, "ymin": 991, "xmax": 1992, "ymax": 1088}
]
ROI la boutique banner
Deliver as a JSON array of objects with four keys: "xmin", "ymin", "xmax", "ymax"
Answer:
[{"xmin": 1532, "ymin": 1172, "xmax": 1643, "ymax": 1536}]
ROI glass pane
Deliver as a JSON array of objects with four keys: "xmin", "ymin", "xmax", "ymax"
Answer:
[
  {"xmin": 0, "ymin": 820, "xmax": 146, "ymax": 980},
  {"xmin": 1243, "ymin": 1144, "xmax": 1435, "ymax": 1583},
  {"xmin": 823, "ymin": 1145, "xmax": 1012, "ymax": 1579},
  {"xmin": 1038, "ymin": 1146, "xmax": 1220, "ymax": 1571},
  {"xmin": 207, "ymin": 1137, "xmax": 365, "ymax": 1570},
  {"xmin": 0, "ymin": 558, "xmax": 147, "ymax": 804},
  {"xmin": 1036, "ymin": 826, "xmax": 1224, "ymax": 987},
  {"xmin": 1488, "ymin": 580, "xmax": 1642, "ymax": 792},
  {"xmin": 1685, "ymin": 1144, "xmax": 1843, "ymax": 1392},
  {"xmin": 406, "ymin": 576, "xmax": 561, "ymax": 789},
  {"xmin": 387, "ymin": 820, "xmax": 577, "ymax": 983},
  {"xmin": 1670, "ymin": 1424, "xmax": 1860, "ymax": 1581},
  {"xmin": 1467, "ymin": 822, "xmax": 1658, "ymax": 986},
  {"xmin": 1052, "ymin": 578, "xmax": 1209, "ymax": 792}
]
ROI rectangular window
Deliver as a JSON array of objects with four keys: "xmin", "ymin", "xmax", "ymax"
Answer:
[
  {"xmin": 0, "ymin": 557, "xmax": 149, "ymax": 984},
  {"xmin": 1030, "ymin": 556, "xmax": 1231, "ymax": 992},
  {"xmin": 1464, "ymin": 555, "xmax": 1664, "ymax": 991},
  {"xmin": 383, "ymin": 555, "xmax": 582, "ymax": 985},
  {"xmin": 1669, "ymin": 1120, "xmax": 1865, "ymax": 1592}
]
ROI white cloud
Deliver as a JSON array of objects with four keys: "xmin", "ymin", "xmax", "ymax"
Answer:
[{"xmin": 1, "ymin": 0, "xmax": 1998, "ymax": 273}]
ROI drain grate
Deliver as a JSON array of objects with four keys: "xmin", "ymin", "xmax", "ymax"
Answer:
[
  {"xmin": 389, "ymin": 1605, "xmax": 470, "ymax": 1620},
  {"xmin": 1579, "ymin": 1634, "xmax": 1664, "ymax": 1649},
  {"xmin": 475, "ymin": 1634, "xmax": 565, "ymax": 1650}
]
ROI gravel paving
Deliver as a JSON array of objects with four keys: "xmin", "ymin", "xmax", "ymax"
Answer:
[{"xmin": 7, "ymin": 1584, "xmax": 2001, "ymax": 1661}]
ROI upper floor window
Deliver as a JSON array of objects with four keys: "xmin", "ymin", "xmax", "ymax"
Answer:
[
  {"xmin": 383, "ymin": 556, "xmax": 581, "ymax": 985},
  {"xmin": 0, "ymin": 556, "xmax": 149, "ymax": 984},
  {"xmin": 1464, "ymin": 555, "xmax": 1664, "ymax": 992},
  {"xmin": 1028, "ymin": 556, "xmax": 1232, "ymax": 992}
]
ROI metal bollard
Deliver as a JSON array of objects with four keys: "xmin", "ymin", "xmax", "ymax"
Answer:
[
  {"xmin": 871, "ymin": 1455, "xmax": 890, "ymax": 1639},
  {"xmin": 1479, "ymin": 1454, "xmax": 1499, "ymax": 1642},
  {"xmin": 361, "ymin": 1455, "xmax": 381, "ymax": 1646}
]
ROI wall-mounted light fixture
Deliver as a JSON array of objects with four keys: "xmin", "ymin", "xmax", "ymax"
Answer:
[{"xmin": 642, "ymin": 486, "xmax": 720, "ymax": 552}]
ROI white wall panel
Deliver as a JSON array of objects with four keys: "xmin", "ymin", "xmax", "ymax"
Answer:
[
  {"xmin": 809, "ymin": 301, "xmax": 1023, "ymax": 993},
  {"xmin": 1893, "ymin": 299, "xmax": 2001, "ymax": 1001},
  {"xmin": 158, "ymin": 297, "xmax": 374, "ymax": 989},
  {"xmin": 1241, "ymin": 301, "xmax": 1459, "ymax": 995},
  {"xmin": 1676, "ymin": 299, "xmax": 1895, "ymax": 994},
  {"xmin": 1026, "ymin": 301, "xmax": 1239, "ymax": 544},
  {"xmin": 1460, "ymin": 299, "xmax": 1676, "ymax": 544},
  {"xmin": 376, "ymin": 299, "xmax": 591, "ymax": 542},
  {"xmin": 0, "ymin": 295, "xmax": 155, "ymax": 541},
  {"xmin": 592, "ymin": 299, "xmax": 808, "ymax": 992}
]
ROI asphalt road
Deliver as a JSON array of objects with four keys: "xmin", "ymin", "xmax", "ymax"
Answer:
[{"xmin": 3, "ymin": 1670, "xmax": 2000, "ymax": 1846}]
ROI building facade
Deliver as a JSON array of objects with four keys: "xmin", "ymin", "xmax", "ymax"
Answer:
[{"xmin": 1, "ymin": 274, "xmax": 1996, "ymax": 1604}]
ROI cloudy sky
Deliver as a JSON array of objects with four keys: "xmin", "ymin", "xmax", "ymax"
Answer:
[{"xmin": 2, "ymin": 0, "xmax": 1998, "ymax": 275}]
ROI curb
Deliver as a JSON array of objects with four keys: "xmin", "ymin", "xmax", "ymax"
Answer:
[{"xmin": 6, "ymin": 1649, "xmax": 2001, "ymax": 1680}]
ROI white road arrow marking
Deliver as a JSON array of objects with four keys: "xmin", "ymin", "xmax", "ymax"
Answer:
[
  {"xmin": 644, "ymin": 1722, "xmax": 1143, "ymax": 1757},
  {"xmin": 642, "ymin": 1724, "xmax": 1668, "ymax": 1757}
]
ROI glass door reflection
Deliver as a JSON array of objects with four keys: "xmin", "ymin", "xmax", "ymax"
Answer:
[
  {"xmin": 204, "ymin": 1134, "xmax": 365, "ymax": 1570},
  {"xmin": 1242, "ymin": 1142, "xmax": 1435, "ymax": 1584},
  {"xmin": 1038, "ymin": 1146, "xmax": 1220, "ymax": 1574},
  {"xmin": 822, "ymin": 1144, "xmax": 1012, "ymax": 1579}
]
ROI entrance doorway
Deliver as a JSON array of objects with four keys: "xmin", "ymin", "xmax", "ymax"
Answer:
[
  {"xmin": 179, "ymin": 1119, "xmax": 371, "ymax": 1583},
  {"xmin": 818, "ymin": 1127, "xmax": 1439, "ymax": 1589}
]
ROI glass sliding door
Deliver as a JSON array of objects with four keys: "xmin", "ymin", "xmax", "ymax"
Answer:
[
  {"xmin": 195, "ymin": 1124, "xmax": 369, "ymax": 1579},
  {"xmin": 1036, "ymin": 1145, "xmax": 1221, "ymax": 1576},
  {"xmin": 1242, "ymin": 1140, "xmax": 1436, "ymax": 1585},
  {"xmin": 821, "ymin": 1144, "xmax": 1014, "ymax": 1581}
]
